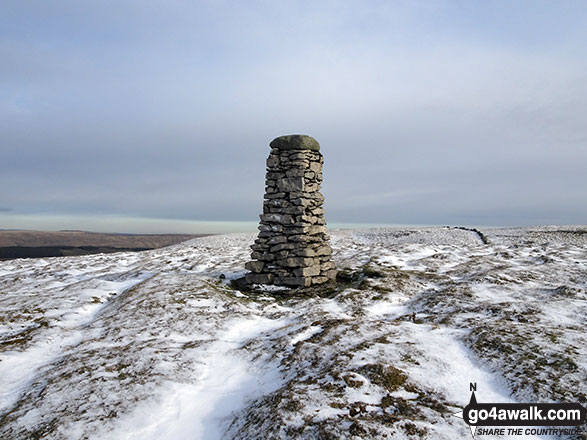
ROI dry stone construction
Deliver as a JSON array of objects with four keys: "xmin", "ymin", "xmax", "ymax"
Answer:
[{"xmin": 245, "ymin": 135, "xmax": 336, "ymax": 287}]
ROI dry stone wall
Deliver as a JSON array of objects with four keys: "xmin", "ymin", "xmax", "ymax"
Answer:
[{"xmin": 245, "ymin": 135, "xmax": 336, "ymax": 287}]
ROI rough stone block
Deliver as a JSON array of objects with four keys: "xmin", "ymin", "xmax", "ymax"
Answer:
[
  {"xmin": 245, "ymin": 273, "xmax": 274, "ymax": 284},
  {"xmin": 251, "ymin": 252, "xmax": 274, "ymax": 261},
  {"xmin": 267, "ymin": 155, "xmax": 279, "ymax": 167},
  {"xmin": 267, "ymin": 236, "xmax": 287, "ymax": 245},
  {"xmin": 245, "ymin": 261, "xmax": 265, "ymax": 273},
  {"xmin": 270, "ymin": 243, "xmax": 296, "ymax": 252},
  {"xmin": 294, "ymin": 248, "xmax": 315, "ymax": 257},
  {"xmin": 298, "ymin": 215, "xmax": 318, "ymax": 224},
  {"xmin": 308, "ymin": 226, "xmax": 327, "ymax": 235},
  {"xmin": 286, "ymin": 169, "xmax": 305, "ymax": 177},
  {"xmin": 250, "ymin": 243, "xmax": 269, "ymax": 251},
  {"xmin": 269, "ymin": 134, "xmax": 320, "ymax": 151},
  {"xmin": 311, "ymin": 276, "xmax": 329, "ymax": 285},
  {"xmin": 278, "ymin": 276, "xmax": 312, "ymax": 287},
  {"xmin": 277, "ymin": 177, "xmax": 304, "ymax": 192},
  {"xmin": 314, "ymin": 245, "xmax": 332, "ymax": 256},
  {"xmin": 323, "ymin": 269, "xmax": 338, "ymax": 280},
  {"xmin": 278, "ymin": 257, "xmax": 315, "ymax": 268},
  {"xmin": 293, "ymin": 265, "xmax": 321, "ymax": 277},
  {"xmin": 289, "ymin": 152, "xmax": 309, "ymax": 160},
  {"xmin": 283, "ymin": 227, "xmax": 309, "ymax": 235},
  {"xmin": 258, "ymin": 224, "xmax": 283, "ymax": 233},
  {"xmin": 321, "ymin": 261, "xmax": 336, "ymax": 271},
  {"xmin": 288, "ymin": 234, "xmax": 321, "ymax": 243},
  {"xmin": 309, "ymin": 162, "xmax": 321, "ymax": 172},
  {"xmin": 264, "ymin": 192, "xmax": 286, "ymax": 199},
  {"xmin": 275, "ymin": 250, "xmax": 291, "ymax": 259},
  {"xmin": 260, "ymin": 213, "xmax": 293, "ymax": 224}
]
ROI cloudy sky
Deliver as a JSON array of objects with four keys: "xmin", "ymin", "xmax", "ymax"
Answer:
[{"xmin": 1, "ymin": 1, "xmax": 586, "ymax": 233}]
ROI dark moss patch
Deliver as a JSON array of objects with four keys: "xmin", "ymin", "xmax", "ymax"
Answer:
[
  {"xmin": 282, "ymin": 399, "xmax": 303, "ymax": 412},
  {"xmin": 343, "ymin": 375, "xmax": 364, "ymax": 388},
  {"xmin": 357, "ymin": 364, "xmax": 407, "ymax": 392},
  {"xmin": 349, "ymin": 402, "xmax": 367, "ymax": 417},
  {"xmin": 371, "ymin": 284, "xmax": 394, "ymax": 293},
  {"xmin": 0, "ymin": 325, "xmax": 40, "ymax": 349},
  {"xmin": 402, "ymin": 421, "xmax": 428, "ymax": 437},
  {"xmin": 27, "ymin": 420, "xmax": 59, "ymax": 440},
  {"xmin": 415, "ymin": 391, "xmax": 450, "ymax": 414},
  {"xmin": 381, "ymin": 395, "xmax": 420, "ymax": 418},
  {"xmin": 336, "ymin": 269, "xmax": 360, "ymax": 283},
  {"xmin": 181, "ymin": 340, "xmax": 204, "ymax": 349},
  {"xmin": 349, "ymin": 422, "xmax": 367, "ymax": 436},
  {"xmin": 401, "ymin": 354, "xmax": 420, "ymax": 365}
]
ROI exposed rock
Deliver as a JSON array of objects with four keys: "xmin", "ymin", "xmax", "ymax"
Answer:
[
  {"xmin": 277, "ymin": 177, "xmax": 304, "ymax": 192},
  {"xmin": 244, "ymin": 261, "xmax": 264, "ymax": 273},
  {"xmin": 269, "ymin": 134, "xmax": 321, "ymax": 151},
  {"xmin": 245, "ymin": 134, "xmax": 335, "ymax": 288}
]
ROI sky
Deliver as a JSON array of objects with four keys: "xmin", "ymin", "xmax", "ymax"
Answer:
[{"xmin": 1, "ymin": 0, "xmax": 586, "ymax": 233}]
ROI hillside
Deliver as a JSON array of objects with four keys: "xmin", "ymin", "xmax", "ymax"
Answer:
[
  {"xmin": 0, "ymin": 227, "xmax": 585, "ymax": 439},
  {"xmin": 0, "ymin": 230, "xmax": 202, "ymax": 260}
]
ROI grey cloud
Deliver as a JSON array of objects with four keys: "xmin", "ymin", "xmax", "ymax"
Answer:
[{"xmin": 1, "ymin": 1, "xmax": 586, "ymax": 230}]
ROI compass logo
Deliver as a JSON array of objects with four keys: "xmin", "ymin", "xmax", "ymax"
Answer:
[{"xmin": 453, "ymin": 383, "xmax": 586, "ymax": 438}]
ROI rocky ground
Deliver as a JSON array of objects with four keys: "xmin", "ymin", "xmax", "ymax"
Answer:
[{"xmin": 0, "ymin": 227, "xmax": 585, "ymax": 439}]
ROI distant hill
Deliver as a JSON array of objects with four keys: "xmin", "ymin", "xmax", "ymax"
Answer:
[{"xmin": 0, "ymin": 230, "xmax": 206, "ymax": 260}]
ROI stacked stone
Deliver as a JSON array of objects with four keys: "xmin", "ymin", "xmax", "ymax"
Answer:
[{"xmin": 245, "ymin": 135, "xmax": 336, "ymax": 287}]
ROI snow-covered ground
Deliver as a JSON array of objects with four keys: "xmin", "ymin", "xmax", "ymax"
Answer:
[{"xmin": 0, "ymin": 227, "xmax": 585, "ymax": 439}]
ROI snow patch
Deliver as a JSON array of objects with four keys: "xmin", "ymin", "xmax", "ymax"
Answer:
[
  {"xmin": 290, "ymin": 325, "xmax": 322, "ymax": 345},
  {"xmin": 97, "ymin": 316, "xmax": 287, "ymax": 440}
]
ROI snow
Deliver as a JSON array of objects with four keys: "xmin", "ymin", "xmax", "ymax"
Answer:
[
  {"xmin": 364, "ymin": 300, "xmax": 407, "ymax": 317},
  {"xmin": 0, "ymin": 269, "xmax": 151, "ymax": 415},
  {"xmin": 98, "ymin": 316, "xmax": 287, "ymax": 440},
  {"xmin": 393, "ymin": 325, "xmax": 514, "ymax": 405},
  {"xmin": 0, "ymin": 227, "xmax": 585, "ymax": 439},
  {"xmin": 290, "ymin": 325, "xmax": 323, "ymax": 345}
]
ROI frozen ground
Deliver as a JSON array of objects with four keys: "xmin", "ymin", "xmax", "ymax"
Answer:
[{"xmin": 0, "ymin": 227, "xmax": 585, "ymax": 439}]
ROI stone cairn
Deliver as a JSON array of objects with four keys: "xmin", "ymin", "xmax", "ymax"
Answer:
[{"xmin": 245, "ymin": 134, "xmax": 336, "ymax": 287}]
